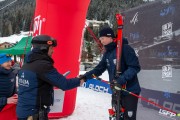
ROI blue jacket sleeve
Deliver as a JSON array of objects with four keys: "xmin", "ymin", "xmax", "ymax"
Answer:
[
  {"xmin": 43, "ymin": 68, "xmax": 80, "ymax": 91},
  {"xmin": 0, "ymin": 97, "xmax": 7, "ymax": 106},
  {"xmin": 84, "ymin": 54, "xmax": 107, "ymax": 79},
  {"xmin": 117, "ymin": 45, "xmax": 141, "ymax": 85}
]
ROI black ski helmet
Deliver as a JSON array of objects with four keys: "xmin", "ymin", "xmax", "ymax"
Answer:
[{"xmin": 31, "ymin": 35, "xmax": 57, "ymax": 51}]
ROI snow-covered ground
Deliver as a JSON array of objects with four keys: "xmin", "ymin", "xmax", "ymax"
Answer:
[
  {"xmin": 50, "ymin": 87, "xmax": 178, "ymax": 120},
  {"xmin": 51, "ymin": 87, "xmax": 112, "ymax": 120},
  {"xmin": 51, "ymin": 71, "xmax": 111, "ymax": 120},
  {"xmin": 0, "ymin": 31, "xmax": 31, "ymax": 44}
]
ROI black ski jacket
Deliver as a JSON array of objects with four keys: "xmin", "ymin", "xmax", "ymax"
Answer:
[
  {"xmin": 16, "ymin": 48, "xmax": 81, "ymax": 118},
  {"xmin": 84, "ymin": 38, "xmax": 141, "ymax": 94},
  {"xmin": 0, "ymin": 67, "xmax": 17, "ymax": 111}
]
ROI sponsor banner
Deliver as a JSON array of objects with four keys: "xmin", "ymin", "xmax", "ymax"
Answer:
[
  {"xmin": 141, "ymin": 88, "xmax": 180, "ymax": 113},
  {"xmin": 123, "ymin": 0, "xmax": 180, "ymax": 119},
  {"xmin": 83, "ymin": 79, "xmax": 112, "ymax": 94}
]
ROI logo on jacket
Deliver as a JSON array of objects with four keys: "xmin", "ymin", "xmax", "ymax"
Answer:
[
  {"xmin": 128, "ymin": 111, "xmax": 133, "ymax": 117},
  {"xmin": 19, "ymin": 72, "xmax": 29, "ymax": 87},
  {"xmin": 18, "ymin": 79, "xmax": 29, "ymax": 87},
  {"xmin": 106, "ymin": 59, "xmax": 110, "ymax": 66},
  {"xmin": 11, "ymin": 78, "xmax": 14, "ymax": 82},
  {"xmin": 113, "ymin": 59, "xmax": 116, "ymax": 65},
  {"xmin": 21, "ymin": 72, "xmax": 25, "ymax": 78}
]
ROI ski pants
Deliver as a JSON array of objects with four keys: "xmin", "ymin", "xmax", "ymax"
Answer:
[{"xmin": 121, "ymin": 94, "xmax": 139, "ymax": 120}]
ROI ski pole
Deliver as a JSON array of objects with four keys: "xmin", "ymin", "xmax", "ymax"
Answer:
[
  {"xmin": 93, "ymin": 76, "xmax": 180, "ymax": 118},
  {"xmin": 118, "ymin": 87, "xmax": 180, "ymax": 117},
  {"xmin": 85, "ymin": 23, "xmax": 103, "ymax": 51},
  {"xmin": 92, "ymin": 74, "xmax": 124, "ymax": 119}
]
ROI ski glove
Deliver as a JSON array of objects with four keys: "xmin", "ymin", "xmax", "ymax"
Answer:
[
  {"xmin": 110, "ymin": 81, "xmax": 122, "ymax": 91},
  {"xmin": 79, "ymin": 75, "xmax": 88, "ymax": 82}
]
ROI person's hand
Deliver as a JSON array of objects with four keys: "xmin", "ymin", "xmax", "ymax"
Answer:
[
  {"xmin": 78, "ymin": 75, "xmax": 87, "ymax": 86},
  {"xmin": 80, "ymin": 79, "xmax": 85, "ymax": 86},
  {"xmin": 7, "ymin": 94, "xmax": 18, "ymax": 104},
  {"xmin": 110, "ymin": 80, "xmax": 121, "ymax": 90},
  {"xmin": 91, "ymin": 74, "xmax": 102, "ymax": 81},
  {"xmin": 78, "ymin": 75, "xmax": 87, "ymax": 82}
]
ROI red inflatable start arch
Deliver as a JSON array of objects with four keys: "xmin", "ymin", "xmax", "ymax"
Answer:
[{"xmin": 0, "ymin": 0, "xmax": 90, "ymax": 119}]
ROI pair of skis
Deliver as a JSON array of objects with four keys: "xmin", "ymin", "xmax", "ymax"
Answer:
[
  {"xmin": 109, "ymin": 82, "xmax": 124, "ymax": 120},
  {"xmin": 108, "ymin": 14, "xmax": 124, "ymax": 120}
]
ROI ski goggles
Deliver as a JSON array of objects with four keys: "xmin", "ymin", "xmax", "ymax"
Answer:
[{"xmin": 47, "ymin": 40, "xmax": 57, "ymax": 47}]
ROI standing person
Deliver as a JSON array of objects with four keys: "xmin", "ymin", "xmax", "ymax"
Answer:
[
  {"xmin": 80, "ymin": 27, "xmax": 141, "ymax": 120},
  {"xmin": 16, "ymin": 35, "xmax": 85, "ymax": 120},
  {"xmin": 0, "ymin": 53, "xmax": 18, "ymax": 111}
]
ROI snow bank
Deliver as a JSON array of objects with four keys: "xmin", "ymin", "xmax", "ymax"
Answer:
[{"xmin": 0, "ymin": 31, "xmax": 31, "ymax": 44}]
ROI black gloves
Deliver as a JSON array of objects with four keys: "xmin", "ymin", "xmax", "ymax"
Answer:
[
  {"xmin": 79, "ymin": 74, "xmax": 102, "ymax": 82},
  {"xmin": 79, "ymin": 75, "xmax": 87, "ymax": 82},
  {"xmin": 110, "ymin": 81, "xmax": 122, "ymax": 91}
]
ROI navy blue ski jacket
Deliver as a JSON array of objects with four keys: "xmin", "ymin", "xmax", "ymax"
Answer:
[
  {"xmin": 0, "ymin": 67, "xmax": 17, "ymax": 111},
  {"xmin": 16, "ymin": 48, "xmax": 81, "ymax": 118},
  {"xmin": 84, "ymin": 38, "xmax": 141, "ymax": 94}
]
